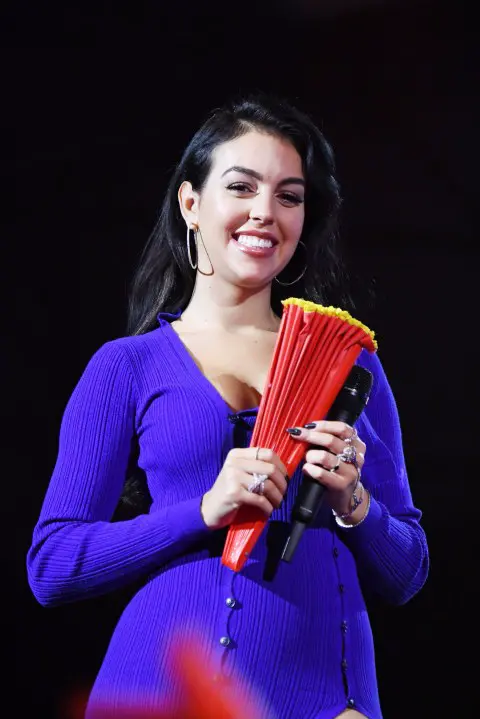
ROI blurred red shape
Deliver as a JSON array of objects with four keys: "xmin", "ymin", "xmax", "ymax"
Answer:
[{"xmin": 65, "ymin": 634, "xmax": 263, "ymax": 718}]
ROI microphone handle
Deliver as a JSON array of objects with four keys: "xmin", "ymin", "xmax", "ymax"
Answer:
[
  {"xmin": 281, "ymin": 406, "xmax": 360, "ymax": 563},
  {"xmin": 290, "ymin": 479, "xmax": 326, "ymax": 524},
  {"xmin": 290, "ymin": 405, "xmax": 358, "ymax": 523}
]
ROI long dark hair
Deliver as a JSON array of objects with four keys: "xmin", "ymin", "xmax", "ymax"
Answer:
[{"xmin": 117, "ymin": 92, "xmax": 349, "ymax": 515}]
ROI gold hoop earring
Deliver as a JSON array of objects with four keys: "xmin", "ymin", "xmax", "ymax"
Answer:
[
  {"xmin": 274, "ymin": 241, "xmax": 307, "ymax": 286},
  {"xmin": 187, "ymin": 224, "xmax": 198, "ymax": 270}
]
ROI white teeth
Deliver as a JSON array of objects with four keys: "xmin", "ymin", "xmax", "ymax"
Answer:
[{"xmin": 236, "ymin": 234, "xmax": 274, "ymax": 248}]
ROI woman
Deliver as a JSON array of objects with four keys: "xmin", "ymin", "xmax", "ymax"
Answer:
[{"xmin": 27, "ymin": 94, "xmax": 429, "ymax": 719}]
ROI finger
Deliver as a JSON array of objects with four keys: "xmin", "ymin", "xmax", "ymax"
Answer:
[
  {"xmin": 261, "ymin": 480, "xmax": 284, "ymax": 509},
  {"xmin": 302, "ymin": 462, "xmax": 356, "ymax": 489},
  {"xmin": 286, "ymin": 426, "xmax": 345, "ymax": 455},
  {"xmin": 288, "ymin": 423, "xmax": 366, "ymax": 457},
  {"xmin": 300, "ymin": 421, "xmax": 357, "ymax": 441},
  {"xmin": 230, "ymin": 447, "xmax": 288, "ymax": 478},
  {"xmin": 356, "ymin": 439, "xmax": 367, "ymax": 454},
  {"xmin": 356, "ymin": 452, "xmax": 365, "ymax": 470},
  {"xmin": 240, "ymin": 475, "xmax": 284, "ymax": 510},
  {"xmin": 305, "ymin": 448, "xmax": 341, "ymax": 471},
  {"xmin": 305, "ymin": 447, "xmax": 366, "ymax": 472},
  {"xmin": 263, "ymin": 469, "xmax": 288, "ymax": 496},
  {"xmin": 255, "ymin": 447, "xmax": 288, "ymax": 478},
  {"xmin": 235, "ymin": 459, "xmax": 288, "ymax": 495},
  {"xmin": 238, "ymin": 487, "xmax": 276, "ymax": 516},
  {"xmin": 228, "ymin": 446, "xmax": 264, "ymax": 461}
]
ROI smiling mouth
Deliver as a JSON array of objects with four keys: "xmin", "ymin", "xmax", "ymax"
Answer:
[{"xmin": 232, "ymin": 233, "xmax": 277, "ymax": 249}]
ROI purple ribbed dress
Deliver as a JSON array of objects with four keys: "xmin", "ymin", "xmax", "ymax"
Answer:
[{"xmin": 27, "ymin": 310, "xmax": 429, "ymax": 718}]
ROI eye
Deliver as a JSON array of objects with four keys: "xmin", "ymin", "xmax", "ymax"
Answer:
[
  {"xmin": 227, "ymin": 182, "xmax": 254, "ymax": 194},
  {"xmin": 277, "ymin": 192, "xmax": 304, "ymax": 207}
]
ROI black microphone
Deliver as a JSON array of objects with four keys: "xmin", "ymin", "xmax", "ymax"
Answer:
[{"xmin": 281, "ymin": 365, "xmax": 373, "ymax": 563}]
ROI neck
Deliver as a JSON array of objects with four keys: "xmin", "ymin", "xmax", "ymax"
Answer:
[{"xmin": 180, "ymin": 275, "xmax": 281, "ymax": 334}]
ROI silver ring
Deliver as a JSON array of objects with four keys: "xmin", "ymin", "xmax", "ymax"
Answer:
[
  {"xmin": 255, "ymin": 447, "xmax": 261, "ymax": 461},
  {"xmin": 344, "ymin": 427, "xmax": 358, "ymax": 445},
  {"xmin": 248, "ymin": 473, "xmax": 267, "ymax": 495},
  {"xmin": 338, "ymin": 445, "xmax": 357, "ymax": 465},
  {"xmin": 345, "ymin": 427, "xmax": 358, "ymax": 444}
]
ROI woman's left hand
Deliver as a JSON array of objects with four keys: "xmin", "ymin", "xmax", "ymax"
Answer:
[{"xmin": 287, "ymin": 420, "xmax": 368, "ymax": 522}]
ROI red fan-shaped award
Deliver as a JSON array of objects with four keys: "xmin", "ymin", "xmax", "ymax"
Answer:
[{"xmin": 221, "ymin": 298, "xmax": 377, "ymax": 572}]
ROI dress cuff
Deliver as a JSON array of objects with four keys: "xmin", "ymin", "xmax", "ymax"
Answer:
[{"xmin": 164, "ymin": 495, "xmax": 212, "ymax": 546}]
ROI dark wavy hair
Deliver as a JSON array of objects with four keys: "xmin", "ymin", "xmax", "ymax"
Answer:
[{"xmin": 116, "ymin": 92, "xmax": 350, "ymax": 515}]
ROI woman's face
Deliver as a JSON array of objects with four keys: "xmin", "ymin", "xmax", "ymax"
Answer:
[{"xmin": 181, "ymin": 130, "xmax": 306, "ymax": 287}]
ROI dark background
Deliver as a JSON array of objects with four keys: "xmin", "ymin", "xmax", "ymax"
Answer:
[{"xmin": 8, "ymin": 1, "xmax": 476, "ymax": 716}]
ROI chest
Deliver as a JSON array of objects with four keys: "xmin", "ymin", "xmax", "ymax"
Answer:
[{"xmin": 171, "ymin": 325, "xmax": 277, "ymax": 412}]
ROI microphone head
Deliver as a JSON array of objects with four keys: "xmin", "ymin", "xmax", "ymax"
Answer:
[
  {"xmin": 326, "ymin": 365, "xmax": 373, "ymax": 425},
  {"xmin": 343, "ymin": 365, "xmax": 373, "ymax": 405}
]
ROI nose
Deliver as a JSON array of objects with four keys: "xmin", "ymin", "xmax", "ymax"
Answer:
[{"xmin": 249, "ymin": 191, "xmax": 274, "ymax": 225}]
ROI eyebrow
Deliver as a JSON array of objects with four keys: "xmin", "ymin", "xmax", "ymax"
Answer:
[{"xmin": 221, "ymin": 165, "xmax": 305, "ymax": 188}]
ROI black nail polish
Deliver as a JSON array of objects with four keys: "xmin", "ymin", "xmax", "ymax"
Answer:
[
  {"xmin": 286, "ymin": 428, "xmax": 302, "ymax": 436},
  {"xmin": 303, "ymin": 423, "xmax": 316, "ymax": 429}
]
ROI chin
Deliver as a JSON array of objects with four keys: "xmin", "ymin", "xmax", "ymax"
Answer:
[{"xmin": 231, "ymin": 272, "xmax": 274, "ymax": 288}]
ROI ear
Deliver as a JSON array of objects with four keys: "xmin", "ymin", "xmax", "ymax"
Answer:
[{"xmin": 178, "ymin": 181, "xmax": 200, "ymax": 229}]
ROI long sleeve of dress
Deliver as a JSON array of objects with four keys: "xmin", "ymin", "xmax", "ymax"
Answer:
[
  {"xmin": 26, "ymin": 341, "xmax": 211, "ymax": 607},
  {"xmin": 337, "ymin": 351, "xmax": 429, "ymax": 605}
]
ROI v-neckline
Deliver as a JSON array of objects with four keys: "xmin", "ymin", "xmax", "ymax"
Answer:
[{"xmin": 158, "ymin": 310, "xmax": 261, "ymax": 417}]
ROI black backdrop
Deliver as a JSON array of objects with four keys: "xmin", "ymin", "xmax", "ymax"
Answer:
[{"xmin": 9, "ymin": 1, "xmax": 477, "ymax": 716}]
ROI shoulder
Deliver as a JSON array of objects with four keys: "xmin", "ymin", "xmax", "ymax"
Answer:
[
  {"xmin": 77, "ymin": 327, "xmax": 167, "ymax": 382},
  {"xmin": 94, "ymin": 326, "xmax": 180, "ymax": 397},
  {"xmin": 356, "ymin": 347, "xmax": 384, "ymax": 374},
  {"xmin": 356, "ymin": 348, "xmax": 391, "ymax": 400},
  {"xmin": 100, "ymin": 327, "xmax": 165, "ymax": 355}
]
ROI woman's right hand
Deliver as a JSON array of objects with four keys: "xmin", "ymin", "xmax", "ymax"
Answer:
[{"xmin": 200, "ymin": 447, "xmax": 289, "ymax": 530}]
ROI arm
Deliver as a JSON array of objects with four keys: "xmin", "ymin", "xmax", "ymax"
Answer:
[
  {"xmin": 336, "ymin": 350, "xmax": 429, "ymax": 605},
  {"xmin": 26, "ymin": 341, "xmax": 211, "ymax": 608}
]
